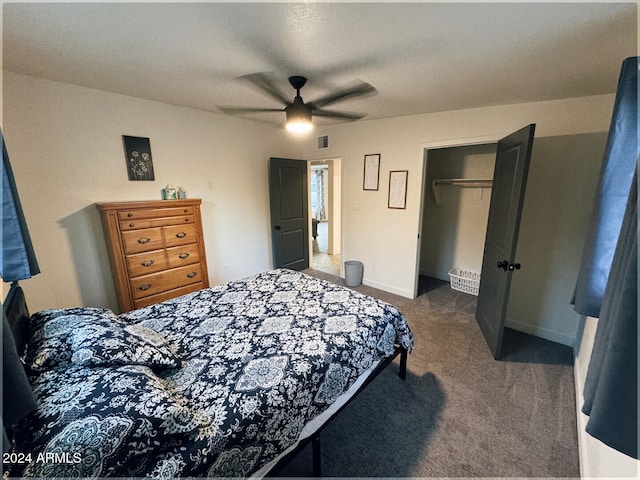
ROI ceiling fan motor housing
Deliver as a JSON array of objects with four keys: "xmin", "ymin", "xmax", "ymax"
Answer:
[{"xmin": 285, "ymin": 96, "xmax": 312, "ymax": 124}]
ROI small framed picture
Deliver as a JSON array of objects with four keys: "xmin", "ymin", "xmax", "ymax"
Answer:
[
  {"xmin": 123, "ymin": 135, "xmax": 155, "ymax": 181},
  {"xmin": 363, "ymin": 153, "xmax": 381, "ymax": 190},
  {"xmin": 388, "ymin": 170, "xmax": 408, "ymax": 209}
]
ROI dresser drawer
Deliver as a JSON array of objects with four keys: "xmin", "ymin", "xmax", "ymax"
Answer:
[
  {"xmin": 166, "ymin": 244, "xmax": 200, "ymax": 268},
  {"xmin": 164, "ymin": 224, "xmax": 198, "ymax": 247},
  {"xmin": 126, "ymin": 249, "xmax": 169, "ymax": 277},
  {"xmin": 119, "ymin": 215, "xmax": 194, "ymax": 231},
  {"xmin": 131, "ymin": 264, "xmax": 203, "ymax": 300},
  {"xmin": 117, "ymin": 206, "xmax": 194, "ymax": 221},
  {"xmin": 121, "ymin": 228, "xmax": 164, "ymax": 254}
]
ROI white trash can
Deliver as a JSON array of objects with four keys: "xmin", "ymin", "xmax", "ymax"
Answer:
[{"xmin": 344, "ymin": 260, "xmax": 364, "ymax": 287}]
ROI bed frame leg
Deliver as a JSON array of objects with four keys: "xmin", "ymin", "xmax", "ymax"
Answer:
[
  {"xmin": 399, "ymin": 347, "xmax": 407, "ymax": 380},
  {"xmin": 312, "ymin": 434, "xmax": 322, "ymax": 477}
]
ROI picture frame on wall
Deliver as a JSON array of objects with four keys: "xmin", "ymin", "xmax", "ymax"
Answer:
[
  {"xmin": 388, "ymin": 170, "xmax": 408, "ymax": 209},
  {"xmin": 363, "ymin": 153, "xmax": 381, "ymax": 190},
  {"xmin": 123, "ymin": 135, "xmax": 155, "ymax": 181}
]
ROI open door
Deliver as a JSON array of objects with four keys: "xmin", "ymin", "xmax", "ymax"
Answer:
[
  {"xmin": 269, "ymin": 157, "xmax": 309, "ymax": 270},
  {"xmin": 475, "ymin": 124, "xmax": 535, "ymax": 359}
]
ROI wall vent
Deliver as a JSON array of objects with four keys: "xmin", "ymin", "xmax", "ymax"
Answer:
[{"xmin": 317, "ymin": 135, "xmax": 329, "ymax": 149}]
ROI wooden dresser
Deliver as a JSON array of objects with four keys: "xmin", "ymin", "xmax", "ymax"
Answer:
[{"xmin": 97, "ymin": 199, "xmax": 209, "ymax": 312}]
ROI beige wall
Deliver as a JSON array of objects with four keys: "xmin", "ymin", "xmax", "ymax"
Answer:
[
  {"xmin": 4, "ymin": 70, "xmax": 615, "ymax": 347},
  {"xmin": 2, "ymin": 67, "xmax": 631, "ymax": 480},
  {"xmin": 3, "ymin": 71, "xmax": 302, "ymax": 312},
  {"xmin": 300, "ymin": 96, "xmax": 614, "ymax": 298},
  {"xmin": 298, "ymin": 95, "xmax": 614, "ymax": 347}
]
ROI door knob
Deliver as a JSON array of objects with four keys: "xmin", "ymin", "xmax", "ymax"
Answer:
[
  {"xmin": 274, "ymin": 225, "xmax": 282, "ymax": 230},
  {"xmin": 509, "ymin": 262, "xmax": 521, "ymax": 271},
  {"xmin": 497, "ymin": 260, "xmax": 508, "ymax": 271}
]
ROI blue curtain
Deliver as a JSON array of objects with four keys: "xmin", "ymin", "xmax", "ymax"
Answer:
[
  {"xmin": 1, "ymin": 129, "xmax": 40, "ymax": 281},
  {"xmin": 1, "ymin": 128, "xmax": 39, "ymax": 452},
  {"xmin": 574, "ymin": 57, "xmax": 639, "ymax": 459},
  {"xmin": 582, "ymin": 169, "xmax": 637, "ymax": 459},
  {"xmin": 572, "ymin": 57, "xmax": 638, "ymax": 317},
  {"xmin": 3, "ymin": 294, "xmax": 38, "ymax": 453}
]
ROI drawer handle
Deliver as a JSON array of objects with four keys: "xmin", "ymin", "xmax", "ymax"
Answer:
[
  {"xmin": 141, "ymin": 260, "xmax": 154, "ymax": 267},
  {"xmin": 129, "ymin": 223, "xmax": 135, "ymax": 228},
  {"xmin": 187, "ymin": 272, "xmax": 197, "ymax": 279},
  {"xmin": 175, "ymin": 232, "xmax": 187, "ymax": 239},
  {"xmin": 184, "ymin": 218, "xmax": 190, "ymax": 222},
  {"xmin": 178, "ymin": 253, "xmax": 190, "ymax": 260},
  {"xmin": 183, "ymin": 209, "xmax": 188, "ymax": 213},
  {"xmin": 139, "ymin": 283, "xmax": 152, "ymax": 291},
  {"xmin": 127, "ymin": 213, "xmax": 133, "ymax": 218},
  {"xmin": 138, "ymin": 237, "xmax": 151, "ymax": 244}
]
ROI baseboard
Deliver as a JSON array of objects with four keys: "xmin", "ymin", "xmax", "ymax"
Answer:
[
  {"xmin": 505, "ymin": 317, "xmax": 574, "ymax": 347},
  {"xmin": 362, "ymin": 278, "xmax": 414, "ymax": 299}
]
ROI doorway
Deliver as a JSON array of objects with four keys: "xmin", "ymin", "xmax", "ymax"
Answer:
[
  {"xmin": 310, "ymin": 158, "xmax": 341, "ymax": 276},
  {"xmin": 417, "ymin": 143, "xmax": 497, "ymax": 295},
  {"xmin": 415, "ymin": 125, "xmax": 536, "ymax": 358}
]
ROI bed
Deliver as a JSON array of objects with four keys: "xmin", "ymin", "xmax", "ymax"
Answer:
[{"xmin": 3, "ymin": 268, "xmax": 413, "ymax": 478}]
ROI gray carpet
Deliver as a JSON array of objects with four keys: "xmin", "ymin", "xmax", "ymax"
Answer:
[{"xmin": 274, "ymin": 269, "xmax": 579, "ymax": 478}]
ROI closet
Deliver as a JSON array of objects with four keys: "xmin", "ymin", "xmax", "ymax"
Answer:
[{"xmin": 419, "ymin": 143, "xmax": 497, "ymax": 282}]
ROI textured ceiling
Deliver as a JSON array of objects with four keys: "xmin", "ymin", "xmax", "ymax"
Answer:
[{"xmin": 3, "ymin": 2, "xmax": 637, "ymax": 127}]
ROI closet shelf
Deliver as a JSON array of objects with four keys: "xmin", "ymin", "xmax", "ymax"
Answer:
[{"xmin": 431, "ymin": 178, "xmax": 493, "ymax": 205}]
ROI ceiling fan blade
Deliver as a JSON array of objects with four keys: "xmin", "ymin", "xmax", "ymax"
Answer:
[
  {"xmin": 218, "ymin": 106, "xmax": 284, "ymax": 115},
  {"xmin": 309, "ymin": 81, "xmax": 377, "ymax": 108},
  {"xmin": 311, "ymin": 109, "xmax": 366, "ymax": 120},
  {"xmin": 238, "ymin": 72, "xmax": 291, "ymax": 106}
]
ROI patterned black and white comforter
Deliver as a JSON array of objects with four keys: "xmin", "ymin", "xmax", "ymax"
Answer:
[{"xmin": 6, "ymin": 268, "xmax": 414, "ymax": 478}]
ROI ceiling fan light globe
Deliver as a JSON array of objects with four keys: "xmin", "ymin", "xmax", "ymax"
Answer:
[
  {"xmin": 286, "ymin": 120, "xmax": 313, "ymax": 133},
  {"xmin": 285, "ymin": 100, "xmax": 312, "ymax": 133}
]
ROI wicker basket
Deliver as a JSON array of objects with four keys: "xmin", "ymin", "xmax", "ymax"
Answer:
[{"xmin": 448, "ymin": 268, "xmax": 481, "ymax": 296}]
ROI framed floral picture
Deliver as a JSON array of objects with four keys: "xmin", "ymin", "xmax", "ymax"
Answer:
[{"xmin": 123, "ymin": 135, "xmax": 155, "ymax": 181}]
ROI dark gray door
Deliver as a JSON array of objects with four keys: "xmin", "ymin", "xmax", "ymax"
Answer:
[
  {"xmin": 269, "ymin": 157, "xmax": 309, "ymax": 270},
  {"xmin": 475, "ymin": 124, "xmax": 536, "ymax": 359}
]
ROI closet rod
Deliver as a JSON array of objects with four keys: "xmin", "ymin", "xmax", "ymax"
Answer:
[
  {"xmin": 431, "ymin": 178, "xmax": 493, "ymax": 205},
  {"xmin": 433, "ymin": 178, "xmax": 493, "ymax": 187}
]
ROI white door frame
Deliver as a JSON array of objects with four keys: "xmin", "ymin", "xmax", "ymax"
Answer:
[
  {"xmin": 413, "ymin": 133, "xmax": 506, "ymax": 298},
  {"xmin": 308, "ymin": 156, "xmax": 342, "ymax": 273}
]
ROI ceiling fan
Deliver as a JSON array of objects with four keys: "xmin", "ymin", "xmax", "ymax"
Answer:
[{"xmin": 218, "ymin": 73, "xmax": 377, "ymax": 132}]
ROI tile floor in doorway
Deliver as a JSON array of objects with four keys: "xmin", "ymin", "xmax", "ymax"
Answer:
[{"xmin": 312, "ymin": 221, "xmax": 340, "ymax": 276}]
